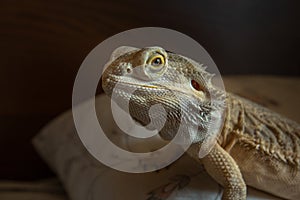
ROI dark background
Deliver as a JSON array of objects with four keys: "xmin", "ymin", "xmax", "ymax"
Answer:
[{"xmin": 0, "ymin": 0, "xmax": 299, "ymax": 180}]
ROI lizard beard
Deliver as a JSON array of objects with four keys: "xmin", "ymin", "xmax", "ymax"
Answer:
[{"xmin": 128, "ymin": 89, "xmax": 212, "ymax": 143}]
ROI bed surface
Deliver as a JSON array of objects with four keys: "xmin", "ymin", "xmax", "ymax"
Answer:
[{"xmin": 0, "ymin": 179, "xmax": 67, "ymax": 200}]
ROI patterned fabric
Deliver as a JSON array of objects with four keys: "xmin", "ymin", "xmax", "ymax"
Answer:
[{"xmin": 30, "ymin": 76, "xmax": 298, "ymax": 200}]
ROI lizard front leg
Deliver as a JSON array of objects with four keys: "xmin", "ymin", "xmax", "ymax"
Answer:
[{"xmin": 202, "ymin": 143, "xmax": 246, "ymax": 200}]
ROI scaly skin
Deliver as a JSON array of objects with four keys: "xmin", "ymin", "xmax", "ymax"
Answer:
[{"xmin": 102, "ymin": 46, "xmax": 300, "ymax": 200}]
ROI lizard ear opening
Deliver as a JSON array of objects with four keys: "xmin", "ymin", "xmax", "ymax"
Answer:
[
  {"xmin": 191, "ymin": 80, "xmax": 202, "ymax": 91},
  {"xmin": 110, "ymin": 46, "xmax": 139, "ymax": 61}
]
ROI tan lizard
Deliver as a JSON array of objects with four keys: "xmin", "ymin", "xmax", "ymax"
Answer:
[{"xmin": 102, "ymin": 46, "xmax": 300, "ymax": 200}]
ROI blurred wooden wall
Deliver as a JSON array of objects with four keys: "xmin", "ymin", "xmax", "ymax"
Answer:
[{"xmin": 0, "ymin": 0, "xmax": 299, "ymax": 179}]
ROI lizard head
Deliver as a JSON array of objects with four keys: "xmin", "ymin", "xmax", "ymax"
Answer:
[{"xmin": 102, "ymin": 46, "xmax": 225, "ymax": 143}]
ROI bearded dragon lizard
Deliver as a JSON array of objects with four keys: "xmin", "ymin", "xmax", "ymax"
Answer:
[{"xmin": 102, "ymin": 46, "xmax": 300, "ymax": 200}]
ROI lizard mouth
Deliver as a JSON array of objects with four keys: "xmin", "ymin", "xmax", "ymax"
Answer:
[
  {"xmin": 112, "ymin": 79, "xmax": 159, "ymax": 89},
  {"xmin": 119, "ymin": 81, "xmax": 158, "ymax": 89},
  {"xmin": 103, "ymin": 76, "xmax": 161, "ymax": 96},
  {"xmin": 103, "ymin": 75, "xmax": 206, "ymax": 103}
]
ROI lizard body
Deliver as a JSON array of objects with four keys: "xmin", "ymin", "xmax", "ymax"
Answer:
[{"xmin": 102, "ymin": 46, "xmax": 300, "ymax": 200}]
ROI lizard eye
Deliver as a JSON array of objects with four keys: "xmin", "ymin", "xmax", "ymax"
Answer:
[
  {"xmin": 148, "ymin": 54, "xmax": 165, "ymax": 68},
  {"xmin": 144, "ymin": 51, "xmax": 167, "ymax": 78},
  {"xmin": 151, "ymin": 57, "xmax": 162, "ymax": 66}
]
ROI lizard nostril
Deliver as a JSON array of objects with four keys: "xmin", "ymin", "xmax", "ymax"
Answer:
[{"xmin": 126, "ymin": 66, "xmax": 132, "ymax": 74}]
